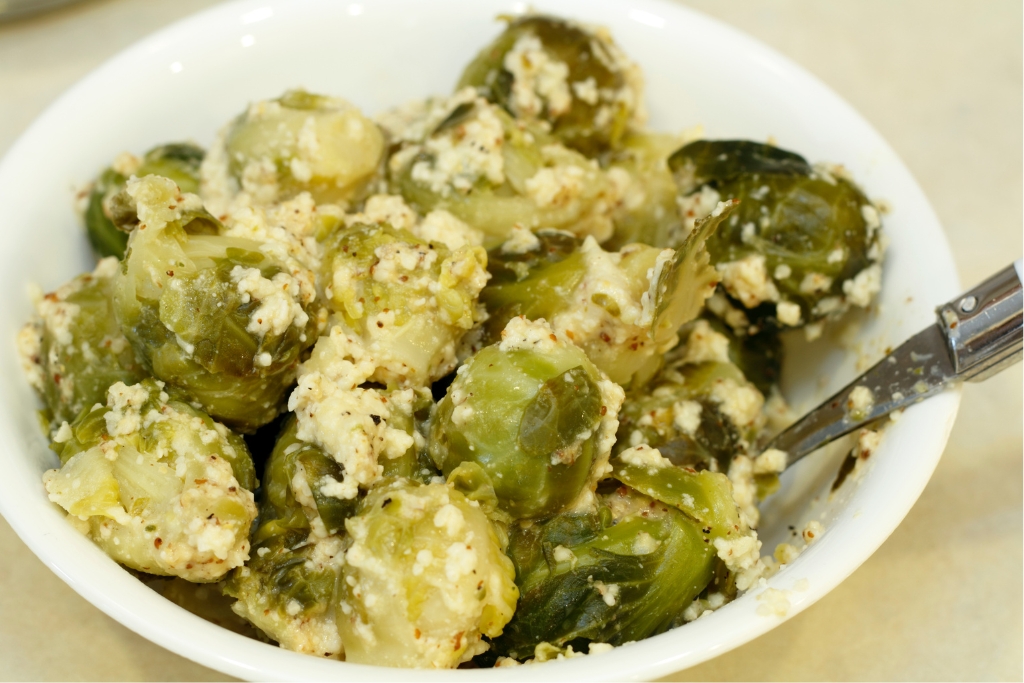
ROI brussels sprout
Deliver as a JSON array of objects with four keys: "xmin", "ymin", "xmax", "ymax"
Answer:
[
  {"xmin": 85, "ymin": 143, "xmax": 204, "ymax": 259},
  {"xmin": 384, "ymin": 91, "xmax": 621, "ymax": 246},
  {"xmin": 429, "ymin": 317, "xmax": 623, "ymax": 520},
  {"xmin": 17, "ymin": 257, "xmax": 146, "ymax": 432},
  {"xmin": 614, "ymin": 320, "xmax": 766, "ymax": 471},
  {"xmin": 458, "ymin": 14, "xmax": 644, "ymax": 155},
  {"xmin": 222, "ymin": 414, "xmax": 353, "ymax": 658},
  {"xmin": 210, "ymin": 90, "xmax": 384, "ymax": 207},
  {"xmin": 112, "ymin": 175, "xmax": 320, "ymax": 431},
  {"xmin": 255, "ymin": 416, "xmax": 357, "ymax": 543},
  {"xmin": 669, "ymin": 139, "xmax": 884, "ymax": 331},
  {"xmin": 225, "ymin": 530, "xmax": 347, "ymax": 659},
  {"xmin": 493, "ymin": 484, "xmax": 717, "ymax": 657},
  {"xmin": 479, "ymin": 202, "xmax": 732, "ymax": 385},
  {"xmin": 338, "ymin": 480, "xmax": 519, "ymax": 668},
  {"xmin": 321, "ymin": 221, "xmax": 490, "ymax": 386},
  {"xmin": 601, "ymin": 131, "xmax": 686, "ymax": 250},
  {"xmin": 44, "ymin": 379, "xmax": 257, "ymax": 582}
]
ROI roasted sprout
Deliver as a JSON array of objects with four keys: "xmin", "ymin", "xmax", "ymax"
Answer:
[
  {"xmin": 458, "ymin": 14, "xmax": 645, "ymax": 155},
  {"xmin": 223, "ymin": 417, "xmax": 351, "ymax": 658},
  {"xmin": 670, "ymin": 139, "xmax": 884, "ymax": 333},
  {"xmin": 493, "ymin": 481, "xmax": 720, "ymax": 657},
  {"xmin": 44, "ymin": 379, "xmax": 257, "ymax": 582},
  {"xmin": 614, "ymin": 319, "xmax": 767, "ymax": 472},
  {"xmin": 112, "ymin": 175, "xmax": 320, "ymax": 431},
  {"xmin": 480, "ymin": 202, "xmax": 732, "ymax": 385},
  {"xmin": 338, "ymin": 480, "xmax": 519, "ymax": 668},
  {"xmin": 429, "ymin": 317, "xmax": 623, "ymax": 520},
  {"xmin": 85, "ymin": 143, "xmax": 204, "ymax": 259},
  {"xmin": 209, "ymin": 89, "xmax": 384, "ymax": 207},
  {"xmin": 255, "ymin": 416, "xmax": 357, "ymax": 542},
  {"xmin": 226, "ymin": 530, "xmax": 347, "ymax": 659},
  {"xmin": 17, "ymin": 257, "xmax": 145, "ymax": 432},
  {"xmin": 320, "ymin": 221, "xmax": 489, "ymax": 386},
  {"xmin": 383, "ymin": 90, "xmax": 621, "ymax": 245}
]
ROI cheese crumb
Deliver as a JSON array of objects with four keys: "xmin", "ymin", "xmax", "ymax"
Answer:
[
  {"xmin": 847, "ymin": 385, "xmax": 875, "ymax": 419},
  {"xmin": 680, "ymin": 319, "xmax": 731, "ymax": 365},
  {"xmin": 756, "ymin": 587, "xmax": 791, "ymax": 617},
  {"xmin": 776, "ymin": 301, "xmax": 802, "ymax": 326},
  {"xmin": 498, "ymin": 316, "xmax": 561, "ymax": 353},
  {"xmin": 843, "ymin": 264, "xmax": 882, "ymax": 308},
  {"xmin": 617, "ymin": 444, "xmax": 670, "ymax": 469},
  {"xmin": 716, "ymin": 255, "xmax": 779, "ymax": 308},
  {"xmin": 103, "ymin": 382, "xmax": 150, "ymax": 437},
  {"xmin": 503, "ymin": 34, "xmax": 572, "ymax": 119},
  {"xmin": 500, "ymin": 224, "xmax": 541, "ymax": 255},
  {"xmin": 672, "ymin": 400, "xmax": 702, "ymax": 436},
  {"xmin": 753, "ymin": 448, "xmax": 787, "ymax": 475}
]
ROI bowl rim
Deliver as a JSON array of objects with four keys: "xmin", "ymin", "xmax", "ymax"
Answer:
[{"xmin": 0, "ymin": 0, "xmax": 963, "ymax": 679}]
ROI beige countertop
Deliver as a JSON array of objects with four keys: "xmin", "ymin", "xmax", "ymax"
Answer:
[{"xmin": 1, "ymin": 0, "xmax": 1020, "ymax": 680}]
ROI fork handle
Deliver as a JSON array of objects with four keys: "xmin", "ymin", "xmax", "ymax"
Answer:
[{"xmin": 937, "ymin": 259, "xmax": 1023, "ymax": 383}]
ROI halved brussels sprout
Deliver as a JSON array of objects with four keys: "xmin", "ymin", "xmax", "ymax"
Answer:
[
  {"xmin": 225, "ymin": 530, "xmax": 347, "ymax": 659},
  {"xmin": 479, "ymin": 202, "xmax": 732, "ymax": 385},
  {"xmin": 18, "ymin": 257, "xmax": 146, "ymax": 432},
  {"xmin": 384, "ymin": 91, "xmax": 621, "ymax": 246},
  {"xmin": 669, "ymin": 139, "xmax": 884, "ymax": 332},
  {"xmin": 255, "ymin": 415, "xmax": 357, "ymax": 543},
  {"xmin": 458, "ymin": 14, "xmax": 645, "ymax": 155},
  {"xmin": 112, "ymin": 175, "xmax": 321, "ymax": 431},
  {"xmin": 321, "ymin": 221, "xmax": 489, "ymax": 386},
  {"xmin": 207, "ymin": 90, "xmax": 384, "ymax": 208},
  {"xmin": 44, "ymin": 379, "xmax": 257, "ymax": 582},
  {"xmin": 428, "ymin": 317, "xmax": 623, "ymax": 520},
  {"xmin": 338, "ymin": 480, "xmax": 519, "ymax": 668},
  {"xmin": 223, "ymin": 414, "xmax": 352, "ymax": 658},
  {"xmin": 493, "ymin": 483, "xmax": 717, "ymax": 658},
  {"xmin": 614, "ymin": 320, "xmax": 767, "ymax": 472},
  {"xmin": 85, "ymin": 143, "xmax": 204, "ymax": 259}
]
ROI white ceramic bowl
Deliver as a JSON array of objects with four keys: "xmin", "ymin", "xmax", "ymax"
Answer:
[{"xmin": 0, "ymin": 0, "xmax": 961, "ymax": 679}]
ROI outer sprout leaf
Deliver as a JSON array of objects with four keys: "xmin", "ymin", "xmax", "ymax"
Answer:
[
  {"xmin": 518, "ymin": 365, "xmax": 601, "ymax": 460},
  {"xmin": 650, "ymin": 200, "xmax": 736, "ymax": 346},
  {"xmin": 671, "ymin": 139, "xmax": 811, "ymax": 185},
  {"xmin": 609, "ymin": 460, "xmax": 740, "ymax": 539}
]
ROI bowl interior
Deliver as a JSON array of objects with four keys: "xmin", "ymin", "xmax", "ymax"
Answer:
[{"xmin": 0, "ymin": 0, "xmax": 961, "ymax": 679}]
